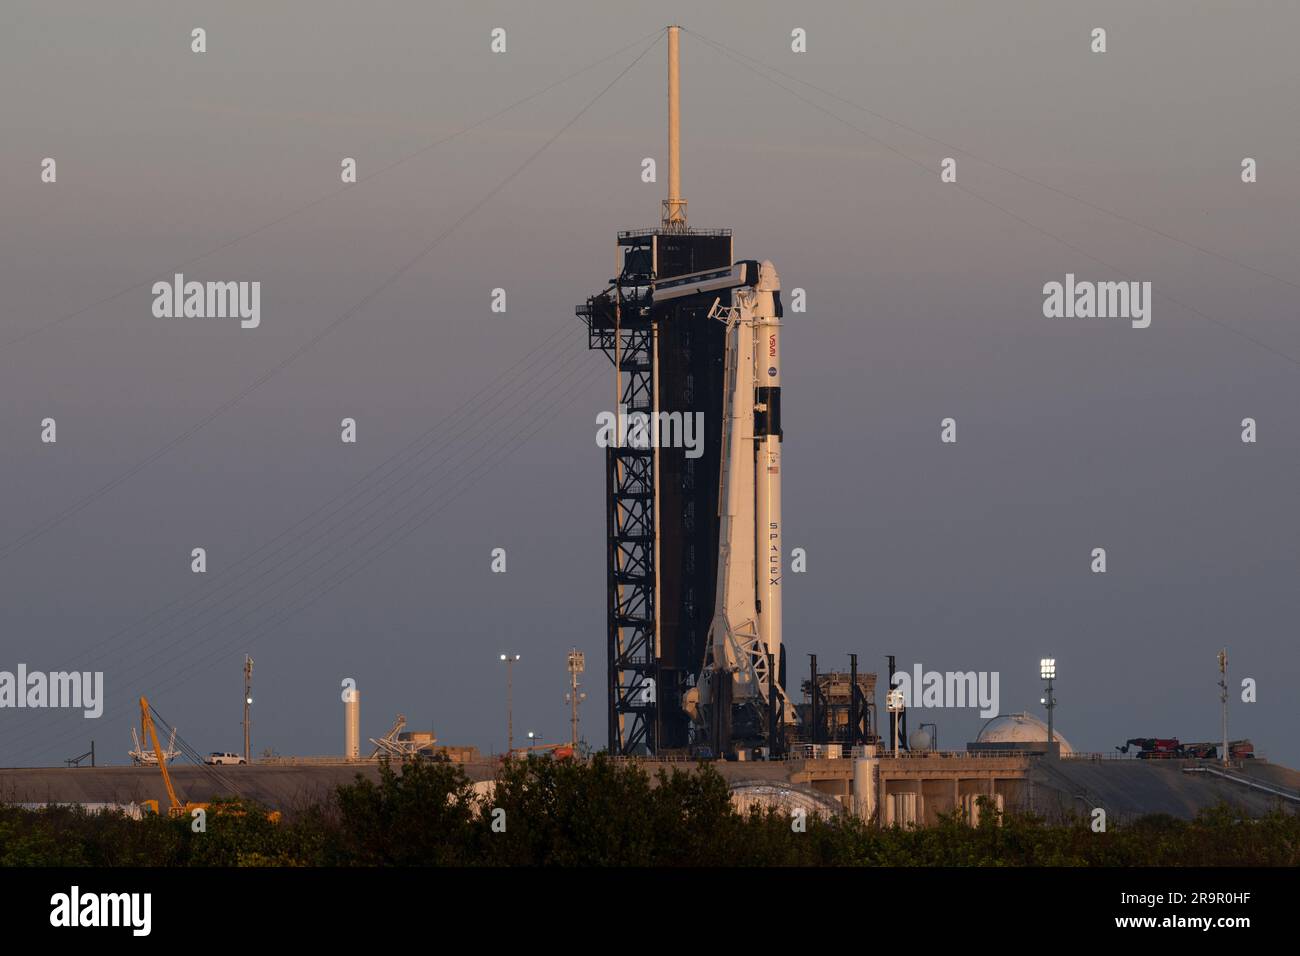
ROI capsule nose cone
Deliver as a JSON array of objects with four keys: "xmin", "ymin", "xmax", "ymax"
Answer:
[{"xmin": 758, "ymin": 260, "xmax": 780, "ymax": 292}]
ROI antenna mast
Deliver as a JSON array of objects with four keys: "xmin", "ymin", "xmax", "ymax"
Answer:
[
  {"xmin": 243, "ymin": 655, "xmax": 253, "ymax": 764},
  {"xmin": 662, "ymin": 25, "xmax": 688, "ymax": 230},
  {"xmin": 566, "ymin": 648, "xmax": 587, "ymax": 748},
  {"xmin": 1218, "ymin": 649, "xmax": 1228, "ymax": 767}
]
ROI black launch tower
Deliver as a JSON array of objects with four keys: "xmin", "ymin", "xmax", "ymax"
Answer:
[{"xmin": 577, "ymin": 227, "xmax": 733, "ymax": 754}]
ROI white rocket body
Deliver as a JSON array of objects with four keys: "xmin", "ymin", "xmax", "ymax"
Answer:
[
  {"xmin": 752, "ymin": 262, "xmax": 783, "ymax": 670},
  {"xmin": 710, "ymin": 284, "xmax": 759, "ymax": 682},
  {"xmin": 702, "ymin": 260, "xmax": 793, "ymax": 725}
]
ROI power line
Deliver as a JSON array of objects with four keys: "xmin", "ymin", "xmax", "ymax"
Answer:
[
  {"xmin": 0, "ymin": 30, "xmax": 665, "ymax": 569},
  {"xmin": 1, "ymin": 28, "xmax": 666, "ymax": 352},
  {"xmin": 688, "ymin": 28, "xmax": 1300, "ymax": 371},
  {"xmin": 149, "ymin": 703, "xmax": 244, "ymax": 798},
  {"xmin": 687, "ymin": 30, "xmax": 1300, "ymax": 296},
  {"xmin": 10, "ymin": 355, "xmax": 608, "ymax": 765},
  {"xmin": 123, "ymin": 359, "xmax": 607, "ymax": 697},
  {"xmin": 0, "ymin": 323, "xmax": 592, "ymax": 748},
  {"xmin": 1, "ymin": 325, "xmax": 583, "ymax": 684},
  {"xmin": 8, "ymin": 34, "xmax": 661, "ymax": 763}
]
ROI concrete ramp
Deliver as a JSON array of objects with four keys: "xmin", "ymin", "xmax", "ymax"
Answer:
[
  {"xmin": 0, "ymin": 761, "xmax": 500, "ymax": 812},
  {"xmin": 1029, "ymin": 759, "xmax": 1300, "ymax": 822}
]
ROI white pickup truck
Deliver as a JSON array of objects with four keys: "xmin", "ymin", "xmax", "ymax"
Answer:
[{"xmin": 205, "ymin": 752, "xmax": 246, "ymax": 765}]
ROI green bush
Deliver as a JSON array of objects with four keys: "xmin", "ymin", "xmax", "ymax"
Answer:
[{"xmin": 1, "ymin": 760, "xmax": 1296, "ymax": 867}]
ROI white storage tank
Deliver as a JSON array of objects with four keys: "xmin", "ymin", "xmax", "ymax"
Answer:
[{"xmin": 886, "ymin": 791, "xmax": 918, "ymax": 827}]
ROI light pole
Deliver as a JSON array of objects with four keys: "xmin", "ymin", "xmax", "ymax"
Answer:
[
  {"xmin": 242, "ymin": 655, "xmax": 253, "ymax": 764},
  {"xmin": 527, "ymin": 730, "xmax": 542, "ymax": 754},
  {"xmin": 500, "ymin": 653, "xmax": 520, "ymax": 755},
  {"xmin": 1040, "ymin": 658, "xmax": 1057, "ymax": 756}
]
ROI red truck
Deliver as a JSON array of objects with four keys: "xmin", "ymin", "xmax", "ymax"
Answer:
[{"xmin": 1118, "ymin": 738, "xmax": 1254, "ymax": 759}]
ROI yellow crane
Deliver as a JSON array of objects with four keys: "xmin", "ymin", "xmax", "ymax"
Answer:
[
  {"xmin": 138, "ymin": 696, "xmax": 206, "ymax": 818},
  {"xmin": 138, "ymin": 696, "xmax": 279, "ymax": 823}
]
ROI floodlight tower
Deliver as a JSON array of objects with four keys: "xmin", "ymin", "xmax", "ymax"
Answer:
[{"xmin": 1040, "ymin": 658, "xmax": 1057, "ymax": 755}]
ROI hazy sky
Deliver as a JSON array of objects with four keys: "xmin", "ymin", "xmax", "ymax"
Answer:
[{"xmin": 1, "ymin": 1, "xmax": 1297, "ymax": 769}]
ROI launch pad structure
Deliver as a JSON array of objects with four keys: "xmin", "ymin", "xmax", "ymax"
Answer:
[
  {"xmin": 578, "ymin": 227, "xmax": 734, "ymax": 755},
  {"xmin": 577, "ymin": 27, "xmax": 795, "ymax": 756}
]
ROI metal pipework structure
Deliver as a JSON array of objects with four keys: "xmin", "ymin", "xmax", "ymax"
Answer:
[
  {"xmin": 849, "ymin": 654, "xmax": 859, "ymax": 748},
  {"xmin": 886, "ymin": 654, "xmax": 908, "ymax": 752}
]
